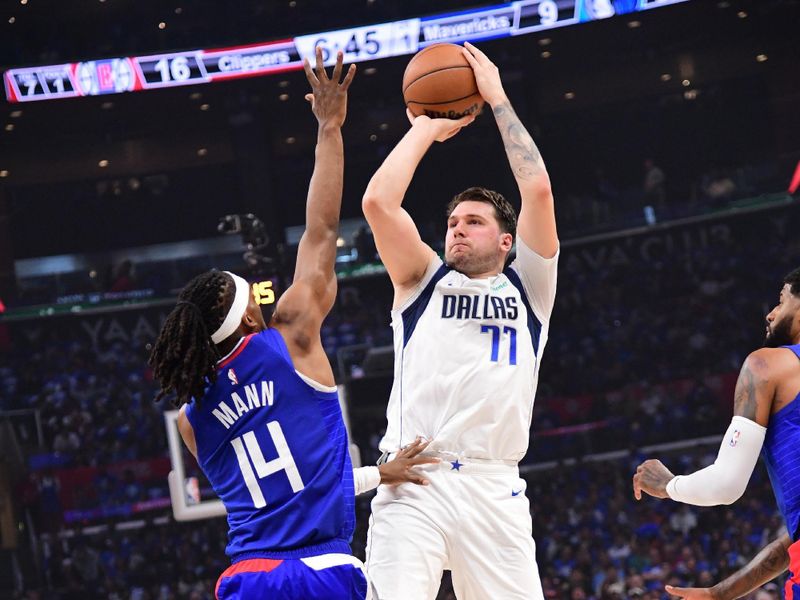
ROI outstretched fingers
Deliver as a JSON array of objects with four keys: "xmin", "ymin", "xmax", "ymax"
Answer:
[
  {"xmin": 397, "ymin": 437, "xmax": 430, "ymax": 458},
  {"xmin": 315, "ymin": 45, "xmax": 326, "ymax": 79},
  {"xmin": 464, "ymin": 41, "xmax": 490, "ymax": 64},
  {"xmin": 461, "ymin": 47, "xmax": 479, "ymax": 69},
  {"xmin": 303, "ymin": 57, "xmax": 319, "ymax": 87},
  {"xmin": 330, "ymin": 50, "xmax": 344, "ymax": 84},
  {"xmin": 340, "ymin": 63, "xmax": 356, "ymax": 90}
]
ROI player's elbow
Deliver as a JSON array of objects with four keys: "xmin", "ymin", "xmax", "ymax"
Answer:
[
  {"xmin": 520, "ymin": 179, "xmax": 553, "ymax": 204},
  {"xmin": 716, "ymin": 478, "xmax": 747, "ymax": 505},
  {"xmin": 361, "ymin": 193, "xmax": 379, "ymax": 213},
  {"xmin": 362, "ymin": 193, "xmax": 390, "ymax": 221}
]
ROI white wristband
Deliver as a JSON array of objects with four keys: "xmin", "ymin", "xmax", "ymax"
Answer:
[
  {"xmin": 353, "ymin": 466, "xmax": 381, "ymax": 496},
  {"xmin": 666, "ymin": 476, "xmax": 681, "ymax": 499}
]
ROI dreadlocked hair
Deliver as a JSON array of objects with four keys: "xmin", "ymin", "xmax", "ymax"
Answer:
[{"xmin": 149, "ymin": 271, "xmax": 233, "ymax": 406}]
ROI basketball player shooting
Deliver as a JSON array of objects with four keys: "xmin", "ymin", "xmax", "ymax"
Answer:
[
  {"xmin": 148, "ymin": 49, "xmax": 434, "ymax": 600},
  {"xmin": 361, "ymin": 42, "xmax": 559, "ymax": 599},
  {"xmin": 632, "ymin": 269, "xmax": 800, "ymax": 600}
]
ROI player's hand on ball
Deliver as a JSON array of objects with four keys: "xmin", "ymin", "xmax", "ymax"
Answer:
[
  {"xmin": 461, "ymin": 42, "xmax": 506, "ymax": 107},
  {"xmin": 378, "ymin": 437, "xmax": 439, "ymax": 486},
  {"xmin": 303, "ymin": 47, "xmax": 356, "ymax": 128},
  {"xmin": 664, "ymin": 584, "xmax": 719, "ymax": 599},
  {"xmin": 633, "ymin": 459, "xmax": 675, "ymax": 500},
  {"xmin": 407, "ymin": 109, "xmax": 475, "ymax": 143}
]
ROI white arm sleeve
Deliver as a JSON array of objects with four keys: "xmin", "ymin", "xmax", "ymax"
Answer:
[
  {"xmin": 508, "ymin": 238, "xmax": 559, "ymax": 323},
  {"xmin": 353, "ymin": 466, "xmax": 381, "ymax": 496},
  {"xmin": 666, "ymin": 416, "xmax": 767, "ymax": 506}
]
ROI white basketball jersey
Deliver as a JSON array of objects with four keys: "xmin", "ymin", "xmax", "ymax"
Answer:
[{"xmin": 379, "ymin": 239, "xmax": 558, "ymax": 462}]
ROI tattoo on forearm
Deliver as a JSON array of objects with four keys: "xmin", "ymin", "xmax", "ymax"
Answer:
[
  {"xmin": 719, "ymin": 537, "xmax": 789, "ymax": 596},
  {"xmin": 492, "ymin": 102, "xmax": 544, "ymax": 181}
]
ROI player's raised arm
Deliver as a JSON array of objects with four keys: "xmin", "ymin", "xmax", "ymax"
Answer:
[
  {"xmin": 362, "ymin": 111, "xmax": 473, "ymax": 298},
  {"xmin": 462, "ymin": 42, "xmax": 558, "ymax": 259},
  {"xmin": 274, "ymin": 48, "xmax": 354, "ymax": 331}
]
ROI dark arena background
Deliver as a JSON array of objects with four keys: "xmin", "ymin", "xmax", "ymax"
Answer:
[{"xmin": 1, "ymin": 0, "xmax": 800, "ymax": 598}]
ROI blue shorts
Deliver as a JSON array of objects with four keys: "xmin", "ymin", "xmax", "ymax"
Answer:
[{"xmin": 215, "ymin": 553, "xmax": 370, "ymax": 600}]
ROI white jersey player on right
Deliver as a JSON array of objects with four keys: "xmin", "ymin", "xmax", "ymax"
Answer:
[{"xmin": 361, "ymin": 42, "xmax": 559, "ymax": 600}]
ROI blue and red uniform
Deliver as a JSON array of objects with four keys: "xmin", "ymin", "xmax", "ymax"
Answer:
[
  {"xmin": 761, "ymin": 344, "xmax": 800, "ymax": 599},
  {"xmin": 184, "ymin": 328, "xmax": 367, "ymax": 599}
]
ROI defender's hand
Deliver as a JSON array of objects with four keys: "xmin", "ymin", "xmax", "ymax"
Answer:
[
  {"xmin": 407, "ymin": 109, "xmax": 475, "ymax": 143},
  {"xmin": 461, "ymin": 42, "xmax": 507, "ymax": 107},
  {"xmin": 633, "ymin": 459, "xmax": 675, "ymax": 500},
  {"xmin": 378, "ymin": 438, "xmax": 440, "ymax": 486},
  {"xmin": 303, "ymin": 47, "xmax": 356, "ymax": 128}
]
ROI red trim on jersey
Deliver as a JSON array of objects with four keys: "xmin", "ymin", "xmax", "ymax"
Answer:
[
  {"xmin": 789, "ymin": 159, "xmax": 800, "ymax": 195},
  {"xmin": 217, "ymin": 334, "xmax": 255, "ymax": 370},
  {"xmin": 786, "ymin": 540, "xmax": 800, "ymax": 599},
  {"xmin": 215, "ymin": 558, "xmax": 284, "ymax": 598}
]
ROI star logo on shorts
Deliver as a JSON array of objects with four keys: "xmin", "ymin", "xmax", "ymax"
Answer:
[{"xmin": 450, "ymin": 459, "xmax": 463, "ymax": 471}]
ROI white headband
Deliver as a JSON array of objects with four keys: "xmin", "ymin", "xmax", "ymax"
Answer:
[{"xmin": 211, "ymin": 272, "xmax": 250, "ymax": 344}]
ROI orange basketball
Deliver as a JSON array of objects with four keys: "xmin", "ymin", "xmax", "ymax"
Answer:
[{"xmin": 402, "ymin": 43, "xmax": 484, "ymax": 119}]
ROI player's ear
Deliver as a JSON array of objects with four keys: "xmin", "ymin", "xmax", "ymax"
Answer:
[
  {"xmin": 242, "ymin": 308, "xmax": 259, "ymax": 329},
  {"xmin": 500, "ymin": 232, "xmax": 513, "ymax": 252}
]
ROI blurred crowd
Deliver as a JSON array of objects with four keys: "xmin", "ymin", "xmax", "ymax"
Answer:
[
  {"xmin": 13, "ymin": 449, "xmax": 785, "ymax": 600},
  {"xmin": 3, "ymin": 202, "xmax": 800, "ymax": 597}
]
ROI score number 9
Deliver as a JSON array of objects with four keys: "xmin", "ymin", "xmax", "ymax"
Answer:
[{"xmin": 538, "ymin": 0, "xmax": 559, "ymax": 26}]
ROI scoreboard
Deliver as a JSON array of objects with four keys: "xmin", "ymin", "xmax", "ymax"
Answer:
[{"xmin": 4, "ymin": 0, "xmax": 688, "ymax": 103}]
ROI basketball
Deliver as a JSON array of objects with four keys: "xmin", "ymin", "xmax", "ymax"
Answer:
[{"xmin": 402, "ymin": 43, "xmax": 484, "ymax": 119}]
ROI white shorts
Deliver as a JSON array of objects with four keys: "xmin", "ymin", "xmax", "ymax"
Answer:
[{"xmin": 365, "ymin": 458, "xmax": 544, "ymax": 600}]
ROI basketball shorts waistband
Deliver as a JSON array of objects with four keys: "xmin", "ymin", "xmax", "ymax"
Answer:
[{"xmin": 387, "ymin": 450, "xmax": 519, "ymax": 474}]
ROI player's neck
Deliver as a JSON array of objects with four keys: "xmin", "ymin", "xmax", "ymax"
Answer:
[
  {"xmin": 458, "ymin": 268, "xmax": 502, "ymax": 280},
  {"xmin": 216, "ymin": 331, "xmax": 246, "ymax": 361}
]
